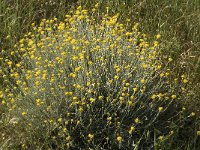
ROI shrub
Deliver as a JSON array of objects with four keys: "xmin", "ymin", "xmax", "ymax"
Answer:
[{"xmin": 0, "ymin": 5, "xmax": 197, "ymax": 149}]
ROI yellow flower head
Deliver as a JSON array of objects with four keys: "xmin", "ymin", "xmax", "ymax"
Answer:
[
  {"xmin": 88, "ymin": 134, "xmax": 94, "ymax": 139},
  {"xmin": 156, "ymin": 34, "xmax": 161, "ymax": 39},
  {"xmin": 117, "ymin": 136, "xmax": 122, "ymax": 142},
  {"xmin": 197, "ymin": 131, "xmax": 200, "ymax": 136},
  {"xmin": 22, "ymin": 112, "xmax": 27, "ymax": 116},
  {"xmin": 141, "ymin": 79, "xmax": 145, "ymax": 84},
  {"xmin": 158, "ymin": 107, "xmax": 163, "ymax": 112}
]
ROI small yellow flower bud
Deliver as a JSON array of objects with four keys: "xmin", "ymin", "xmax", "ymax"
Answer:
[
  {"xmin": 141, "ymin": 79, "xmax": 145, "ymax": 84},
  {"xmin": 88, "ymin": 134, "xmax": 94, "ymax": 139},
  {"xmin": 58, "ymin": 118, "xmax": 62, "ymax": 122},
  {"xmin": 117, "ymin": 136, "xmax": 122, "ymax": 142},
  {"xmin": 158, "ymin": 107, "xmax": 163, "ymax": 112},
  {"xmin": 156, "ymin": 34, "xmax": 161, "ymax": 39},
  {"xmin": 168, "ymin": 58, "xmax": 173, "ymax": 62},
  {"xmin": 197, "ymin": 131, "xmax": 200, "ymax": 136},
  {"xmin": 22, "ymin": 112, "xmax": 27, "ymax": 116}
]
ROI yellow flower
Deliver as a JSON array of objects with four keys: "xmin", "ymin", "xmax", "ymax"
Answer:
[
  {"xmin": 197, "ymin": 131, "xmax": 200, "ymax": 136},
  {"xmin": 125, "ymin": 83, "xmax": 130, "ymax": 86},
  {"xmin": 128, "ymin": 101, "xmax": 134, "ymax": 106},
  {"xmin": 63, "ymin": 128, "xmax": 67, "ymax": 132},
  {"xmin": 95, "ymin": 3, "xmax": 99, "ymax": 8},
  {"xmin": 16, "ymin": 63, "xmax": 21, "ymax": 67},
  {"xmin": 88, "ymin": 61, "xmax": 93, "ymax": 65},
  {"xmin": 89, "ymin": 98, "xmax": 95, "ymax": 103},
  {"xmin": 98, "ymin": 96, "xmax": 103, "ymax": 100},
  {"xmin": 65, "ymin": 92, "xmax": 69, "ymax": 96},
  {"xmin": 119, "ymin": 97, "xmax": 124, "ymax": 101},
  {"xmin": 92, "ymin": 8, "xmax": 96, "ymax": 12},
  {"xmin": 114, "ymin": 75, "xmax": 119, "ymax": 80},
  {"xmin": 72, "ymin": 97, "xmax": 78, "ymax": 101},
  {"xmin": 168, "ymin": 57, "xmax": 173, "ymax": 62},
  {"xmin": 182, "ymin": 79, "xmax": 188, "ymax": 84},
  {"xmin": 121, "ymin": 93, "xmax": 125, "ymax": 97},
  {"xmin": 36, "ymin": 99, "xmax": 44, "ymax": 106},
  {"xmin": 1, "ymin": 100, "xmax": 6, "ymax": 105},
  {"xmin": 182, "ymin": 107, "xmax": 186, "ymax": 111},
  {"xmin": 58, "ymin": 118, "xmax": 62, "ymax": 122},
  {"xmin": 135, "ymin": 118, "xmax": 140, "ymax": 124},
  {"xmin": 160, "ymin": 73, "xmax": 165, "ymax": 77},
  {"xmin": 142, "ymin": 64, "xmax": 148, "ymax": 69},
  {"xmin": 151, "ymin": 94, "xmax": 157, "ymax": 100},
  {"xmin": 156, "ymin": 34, "xmax": 161, "ymax": 39},
  {"xmin": 76, "ymin": 84, "xmax": 81, "ymax": 89},
  {"xmin": 75, "ymin": 66, "xmax": 81, "ymax": 72},
  {"xmin": 22, "ymin": 112, "xmax": 27, "ymax": 116},
  {"xmin": 133, "ymin": 23, "xmax": 139, "ymax": 30},
  {"xmin": 190, "ymin": 112, "xmax": 195, "ymax": 117},
  {"xmin": 88, "ymin": 134, "xmax": 94, "ymax": 139},
  {"xmin": 76, "ymin": 120, "xmax": 81, "ymax": 125},
  {"xmin": 141, "ymin": 79, "xmax": 145, "ymax": 84},
  {"xmin": 130, "ymin": 95, "xmax": 134, "ymax": 100},
  {"xmin": 115, "ymin": 68, "xmax": 120, "ymax": 73},
  {"xmin": 170, "ymin": 131, "xmax": 174, "ymax": 135},
  {"xmin": 107, "ymin": 117, "xmax": 112, "ymax": 121},
  {"xmin": 7, "ymin": 61, "xmax": 12, "ymax": 66},
  {"xmin": 171, "ymin": 95, "xmax": 176, "ymax": 99},
  {"xmin": 158, "ymin": 107, "xmax": 163, "ymax": 112},
  {"xmin": 154, "ymin": 41, "xmax": 159, "ymax": 47},
  {"xmin": 35, "ymin": 81, "xmax": 40, "ymax": 86},
  {"xmin": 117, "ymin": 136, "xmax": 122, "ymax": 142},
  {"xmin": 77, "ymin": 6, "xmax": 82, "ymax": 10},
  {"xmin": 69, "ymin": 73, "xmax": 76, "ymax": 78},
  {"xmin": 133, "ymin": 88, "xmax": 138, "ymax": 93},
  {"xmin": 66, "ymin": 136, "xmax": 71, "ymax": 141},
  {"xmin": 78, "ymin": 107, "xmax": 83, "ymax": 112},
  {"xmin": 158, "ymin": 135, "xmax": 164, "ymax": 141},
  {"xmin": 129, "ymin": 126, "xmax": 135, "ymax": 134}
]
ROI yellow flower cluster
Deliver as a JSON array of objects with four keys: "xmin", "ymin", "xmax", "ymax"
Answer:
[{"xmin": 0, "ymin": 4, "xmax": 189, "ymax": 149}]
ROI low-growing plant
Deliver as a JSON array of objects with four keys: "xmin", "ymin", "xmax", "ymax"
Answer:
[{"xmin": 0, "ymin": 5, "xmax": 199, "ymax": 150}]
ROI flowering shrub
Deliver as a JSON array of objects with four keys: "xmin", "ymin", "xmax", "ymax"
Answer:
[{"xmin": 0, "ymin": 5, "xmax": 195, "ymax": 149}]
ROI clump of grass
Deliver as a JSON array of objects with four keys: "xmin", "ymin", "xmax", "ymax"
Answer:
[
  {"xmin": 0, "ymin": 5, "xmax": 199, "ymax": 149},
  {"xmin": 0, "ymin": 0, "xmax": 67, "ymax": 47}
]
